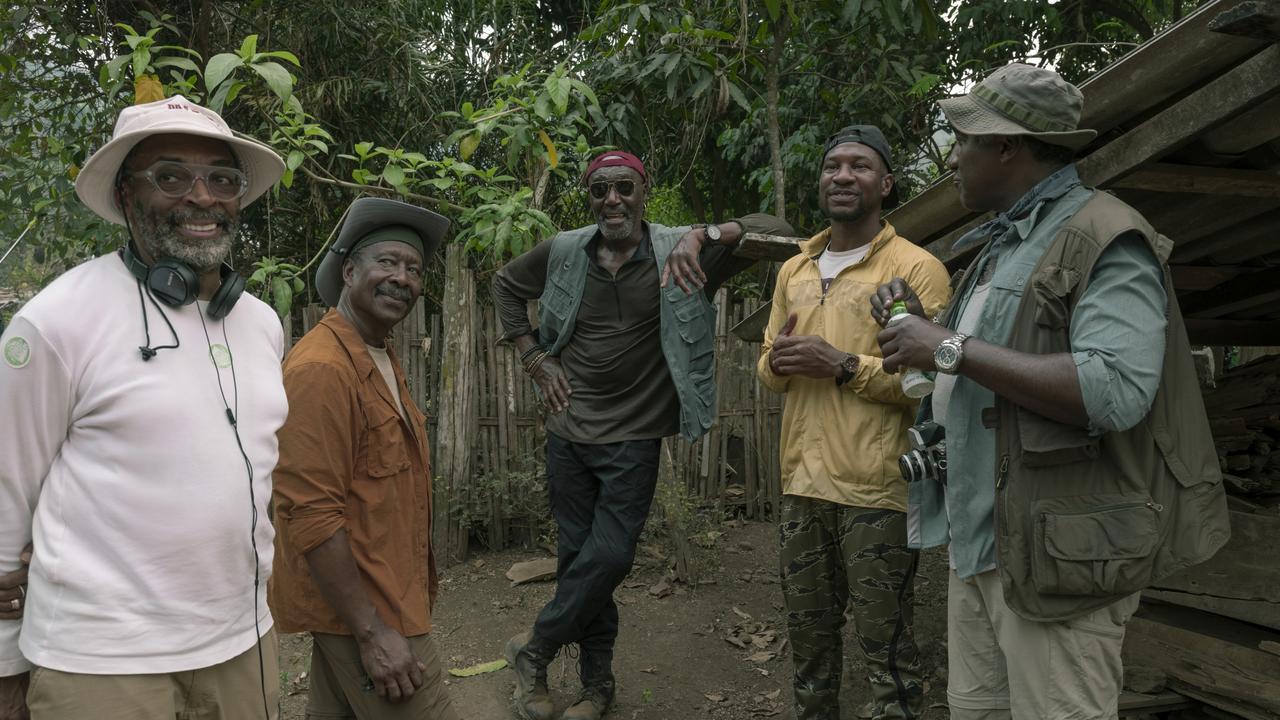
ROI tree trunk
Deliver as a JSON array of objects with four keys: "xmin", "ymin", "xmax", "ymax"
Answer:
[{"xmin": 765, "ymin": 14, "xmax": 789, "ymax": 219}]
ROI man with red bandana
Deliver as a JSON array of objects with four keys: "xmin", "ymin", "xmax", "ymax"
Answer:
[{"xmin": 493, "ymin": 151, "xmax": 793, "ymax": 720}]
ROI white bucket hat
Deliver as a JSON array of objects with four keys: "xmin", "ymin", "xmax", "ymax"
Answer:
[{"xmin": 74, "ymin": 95, "xmax": 285, "ymax": 225}]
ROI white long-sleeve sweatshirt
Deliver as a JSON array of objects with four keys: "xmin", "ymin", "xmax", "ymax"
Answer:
[{"xmin": 0, "ymin": 253, "xmax": 287, "ymax": 675}]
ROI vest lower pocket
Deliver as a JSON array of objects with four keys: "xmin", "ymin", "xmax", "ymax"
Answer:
[
  {"xmin": 1031, "ymin": 493, "xmax": 1158, "ymax": 596},
  {"xmin": 1018, "ymin": 407, "xmax": 1099, "ymax": 467}
]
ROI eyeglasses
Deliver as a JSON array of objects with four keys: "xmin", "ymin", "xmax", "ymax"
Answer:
[
  {"xmin": 588, "ymin": 179, "xmax": 638, "ymax": 200},
  {"xmin": 130, "ymin": 161, "xmax": 249, "ymax": 202}
]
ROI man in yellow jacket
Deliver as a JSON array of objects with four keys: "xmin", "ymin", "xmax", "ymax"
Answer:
[{"xmin": 757, "ymin": 125, "xmax": 950, "ymax": 720}]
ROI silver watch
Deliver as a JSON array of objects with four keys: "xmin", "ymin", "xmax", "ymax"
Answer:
[
  {"xmin": 704, "ymin": 223, "xmax": 722, "ymax": 243},
  {"xmin": 934, "ymin": 333, "xmax": 970, "ymax": 375}
]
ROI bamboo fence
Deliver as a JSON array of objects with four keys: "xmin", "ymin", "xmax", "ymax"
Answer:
[{"xmin": 291, "ymin": 245, "xmax": 785, "ymax": 564}]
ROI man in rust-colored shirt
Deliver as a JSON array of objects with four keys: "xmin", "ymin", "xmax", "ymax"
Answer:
[{"xmin": 270, "ymin": 197, "xmax": 458, "ymax": 719}]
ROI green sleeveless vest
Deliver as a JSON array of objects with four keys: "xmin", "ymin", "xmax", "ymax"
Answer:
[
  {"xmin": 537, "ymin": 224, "xmax": 717, "ymax": 442},
  {"xmin": 995, "ymin": 191, "xmax": 1230, "ymax": 621}
]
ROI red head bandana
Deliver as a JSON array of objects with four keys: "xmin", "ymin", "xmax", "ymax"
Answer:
[{"xmin": 583, "ymin": 151, "xmax": 647, "ymax": 184}]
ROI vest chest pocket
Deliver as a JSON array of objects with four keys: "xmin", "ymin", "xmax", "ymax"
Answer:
[
  {"xmin": 542, "ymin": 273, "xmax": 578, "ymax": 320},
  {"xmin": 1031, "ymin": 493, "xmax": 1158, "ymax": 596},
  {"xmin": 672, "ymin": 294, "xmax": 710, "ymax": 344},
  {"xmin": 1031, "ymin": 264, "xmax": 1082, "ymax": 333}
]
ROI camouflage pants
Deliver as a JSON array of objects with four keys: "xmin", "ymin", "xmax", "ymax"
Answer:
[{"xmin": 779, "ymin": 495, "xmax": 924, "ymax": 720}]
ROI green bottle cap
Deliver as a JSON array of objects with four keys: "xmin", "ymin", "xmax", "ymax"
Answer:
[{"xmin": 890, "ymin": 301, "xmax": 908, "ymax": 315}]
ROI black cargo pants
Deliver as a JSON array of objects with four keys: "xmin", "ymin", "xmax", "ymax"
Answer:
[{"xmin": 532, "ymin": 432, "xmax": 660, "ymax": 653}]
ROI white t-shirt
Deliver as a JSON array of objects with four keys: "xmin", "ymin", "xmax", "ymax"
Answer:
[
  {"xmin": 0, "ymin": 253, "xmax": 287, "ymax": 675},
  {"xmin": 818, "ymin": 243, "xmax": 872, "ymax": 281}
]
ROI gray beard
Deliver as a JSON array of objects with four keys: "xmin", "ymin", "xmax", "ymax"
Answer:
[
  {"xmin": 597, "ymin": 216, "xmax": 636, "ymax": 242},
  {"xmin": 131, "ymin": 197, "xmax": 237, "ymax": 272}
]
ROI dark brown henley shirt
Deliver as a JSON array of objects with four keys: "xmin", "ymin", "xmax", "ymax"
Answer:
[{"xmin": 492, "ymin": 214, "xmax": 794, "ymax": 444}]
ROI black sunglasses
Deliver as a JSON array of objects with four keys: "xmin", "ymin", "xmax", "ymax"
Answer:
[{"xmin": 588, "ymin": 179, "xmax": 638, "ymax": 200}]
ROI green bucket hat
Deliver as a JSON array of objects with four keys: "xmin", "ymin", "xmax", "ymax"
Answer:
[{"xmin": 938, "ymin": 63, "xmax": 1097, "ymax": 150}]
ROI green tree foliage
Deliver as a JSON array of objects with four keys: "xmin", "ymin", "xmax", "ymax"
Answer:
[{"xmin": 0, "ymin": 0, "xmax": 1203, "ymax": 315}]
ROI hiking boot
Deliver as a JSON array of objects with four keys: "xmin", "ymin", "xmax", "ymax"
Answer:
[
  {"xmin": 505, "ymin": 631, "xmax": 559, "ymax": 720},
  {"xmin": 562, "ymin": 649, "xmax": 615, "ymax": 720}
]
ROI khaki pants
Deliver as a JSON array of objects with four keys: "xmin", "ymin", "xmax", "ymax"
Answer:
[
  {"xmin": 306, "ymin": 633, "xmax": 459, "ymax": 720},
  {"xmin": 947, "ymin": 570, "xmax": 1139, "ymax": 720},
  {"xmin": 26, "ymin": 628, "xmax": 279, "ymax": 720}
]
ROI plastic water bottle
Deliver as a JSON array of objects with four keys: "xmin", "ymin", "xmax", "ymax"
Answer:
[{"xmin": 887, "ymin": 301, "xmax": 935, "ymax": 398}]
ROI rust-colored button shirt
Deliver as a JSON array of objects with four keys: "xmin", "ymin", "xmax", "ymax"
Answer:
[{"xmin": 269, "ymin": 309, "xmax": 437, "ymax": 637}]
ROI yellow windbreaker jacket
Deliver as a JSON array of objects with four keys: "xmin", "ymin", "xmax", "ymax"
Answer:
[{"xmin": 757, "ymin": 222, "xmax": 951, "ymax": 511}]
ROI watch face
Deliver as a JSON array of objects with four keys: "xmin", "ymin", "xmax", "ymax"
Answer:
[
  {"xmin": 705, "ymin": 224, "xmax": 722, "ymax": 242},
  {"xmin": 935, "ymin": 343, "xmax": 960, "ymax": 372}
]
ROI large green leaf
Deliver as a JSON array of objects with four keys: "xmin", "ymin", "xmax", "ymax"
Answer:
[
  {"xmin": 204, "ymin": 53, "xmax": 243, "ymax": 93},
  {"xmin": 249, "ymin": 61, "xmax": 294, "ymax": 103}
]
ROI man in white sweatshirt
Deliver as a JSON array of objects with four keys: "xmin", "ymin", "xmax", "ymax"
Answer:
[{"xmin": 0, "ymin": 96, "xmax": 287, "ymax": 719}]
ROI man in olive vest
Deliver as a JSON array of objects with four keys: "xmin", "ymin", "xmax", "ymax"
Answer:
[
  {"xmin": 871, "ymin": 64, "xmax": 1228, "ymax": 719},
  {"xmin": 493, "ymin": 151, "xmax": 792, "ymax": 720}
]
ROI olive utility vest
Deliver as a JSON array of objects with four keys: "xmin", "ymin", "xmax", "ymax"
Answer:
[
  {"xmin": 975, "ymin": 191, "xmax": 1230, "ymax": 621},
  {"xmin": 537, "ymin": 224, "xmax": 717, "ymax": 442}
]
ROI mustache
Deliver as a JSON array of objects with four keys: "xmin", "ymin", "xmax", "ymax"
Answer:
[
  {"xmin": 376, "ymin": 284, "xmax": 413, "ymax": 301},
  {"xmin": 167, "ymin": 206, "xmax": 234, "ymax": 227}
]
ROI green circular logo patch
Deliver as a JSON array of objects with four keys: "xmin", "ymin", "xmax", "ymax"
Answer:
[
  {"xmin": 209, "ymin": 343, "xmax": 233, "ymax": 369},
  {"xmin": 4, "ymin": 336, "xmax": 31, "ymax": 369}
]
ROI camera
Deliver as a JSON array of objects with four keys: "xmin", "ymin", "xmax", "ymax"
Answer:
[{"xmin": 899, "ymin": 421, "xmax": 946, "ymax": 484}]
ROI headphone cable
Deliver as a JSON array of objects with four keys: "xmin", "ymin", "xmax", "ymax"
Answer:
[{"xmin": 197, "ymin": 310, "xmax": 271, "ymax": 720}]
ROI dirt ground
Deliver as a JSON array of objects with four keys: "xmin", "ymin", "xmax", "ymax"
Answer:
[{"xmin": 276, "ymin": 519, "xmax": 953, "ymax": 720}]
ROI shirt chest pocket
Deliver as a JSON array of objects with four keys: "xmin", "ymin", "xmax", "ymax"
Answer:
[{"xmin": 363, "ymin": 402, "xmax": 411, "ymax": 479}]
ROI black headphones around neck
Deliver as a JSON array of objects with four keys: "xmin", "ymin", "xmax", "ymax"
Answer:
[{"xmin": 120, "ymin": 243, "xmax": 244, "ymax": 320}]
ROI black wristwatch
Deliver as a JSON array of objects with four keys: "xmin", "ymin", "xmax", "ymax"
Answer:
[
  {"xmin": 704, "ymin": 223, "xmax": 722, "ymax": 244},
  {"xmin": 836, "ymin": 353, "xmax": 858, "ymax": 386}
]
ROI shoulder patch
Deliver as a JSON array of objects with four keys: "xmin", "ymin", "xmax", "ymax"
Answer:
[{"xmin": 4, "ymin": 336, "xmax": 31, "ymax": 369}]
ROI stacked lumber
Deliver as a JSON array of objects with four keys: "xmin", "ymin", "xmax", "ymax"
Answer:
[
  {"xmin": 1201, "ymin": 354, "xmax": 1280, "ymax": 509},
  {"xmin": 1128, "ymin": 352, "xmax": 1280, "ymax": 718}
]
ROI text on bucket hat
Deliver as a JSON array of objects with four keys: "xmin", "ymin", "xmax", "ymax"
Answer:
[{"xmin": 73, "ymin": 95, "xmax": 285, "ymax": 226}]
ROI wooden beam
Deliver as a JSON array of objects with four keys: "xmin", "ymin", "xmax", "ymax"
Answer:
[
  {"xmin": 1112, "ymin": 163, "xmax": 1280, "ymax": 199},
  {"xmin": 1123, "ymin": 603, "xmax": 1280, "ymax": 720},
  {"xmin": 1082, "ymin": 0, "xmax": 1266, "ymax": 135},
  {"xmin": 730, "ymin": 300, "xmax": 772, "ymax": 343},
  {"xmin": 1079, "ymin": 44, "xmax": 1280, "ymax": 187},
  {"xmin": 884, "ymin": 0, "xmax": 1267, "ymax": 248},
  {"xmin": 1181, "ymin": 263, "xmax": 1280, "ymax": 317},
  {"xmin": 1145, "ymin": 588, "xmax": 1280, "ymax": 632},
  {"xmin": 1210, "ymin": 0, "xmax": 1280, "ymax": 41},
  {"xmin": 922, "ymin": 46, "xmax": 1280, "ymax": 264},
  {"xmin": 1170, "ymin": 207, "xmax": 1280, "ymax": 263},
  {"xmin": 732, "ymin": 232, "xmax": 805, "ymax": 262},
  {"xmin": 1170, "ymin": 264, "xmax": 1249, "ymax": 291},
  {"xmin": 1186, "ymin": 318, "xmax": 1280, "ymax": 345}
]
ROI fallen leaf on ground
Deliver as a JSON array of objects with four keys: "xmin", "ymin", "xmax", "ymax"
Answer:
[
  {"xmin": 731, "ymin": 606, "xmax": 752, "ymax": 620},
  {"xmin": 765, "ymin": 689, "xmax": 781, "ymax": 700},
  {"xmin": 704, "ymin": 692, "xmax": 725, "ymax": 703},
  {"xmin": 448, "ymin": 658, "xmax": 508, "ymax": 677},
  {"xmin": 506, "ymin": 558, "xmax": 557, "ymax": 585},
  {"xmin": 649, "ymin": 579, "xmax": 672, "ymax": 598},
  {"xmin": 746, "ymin": 651, "xmax": 776, "ymax": 663}
]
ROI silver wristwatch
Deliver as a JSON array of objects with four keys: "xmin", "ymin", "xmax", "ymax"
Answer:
[
  {"xmin": 703, "ymin": 223, "xmax": 722, "ymax": 243},
  {"xmin": 934, "ymin": 333, "xmax": 970, "ymax": 375}
]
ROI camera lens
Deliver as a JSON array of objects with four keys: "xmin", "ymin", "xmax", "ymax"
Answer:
[{"xmin": 899, "ymin": 451, "xmax": 922, "ymax": 483}]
